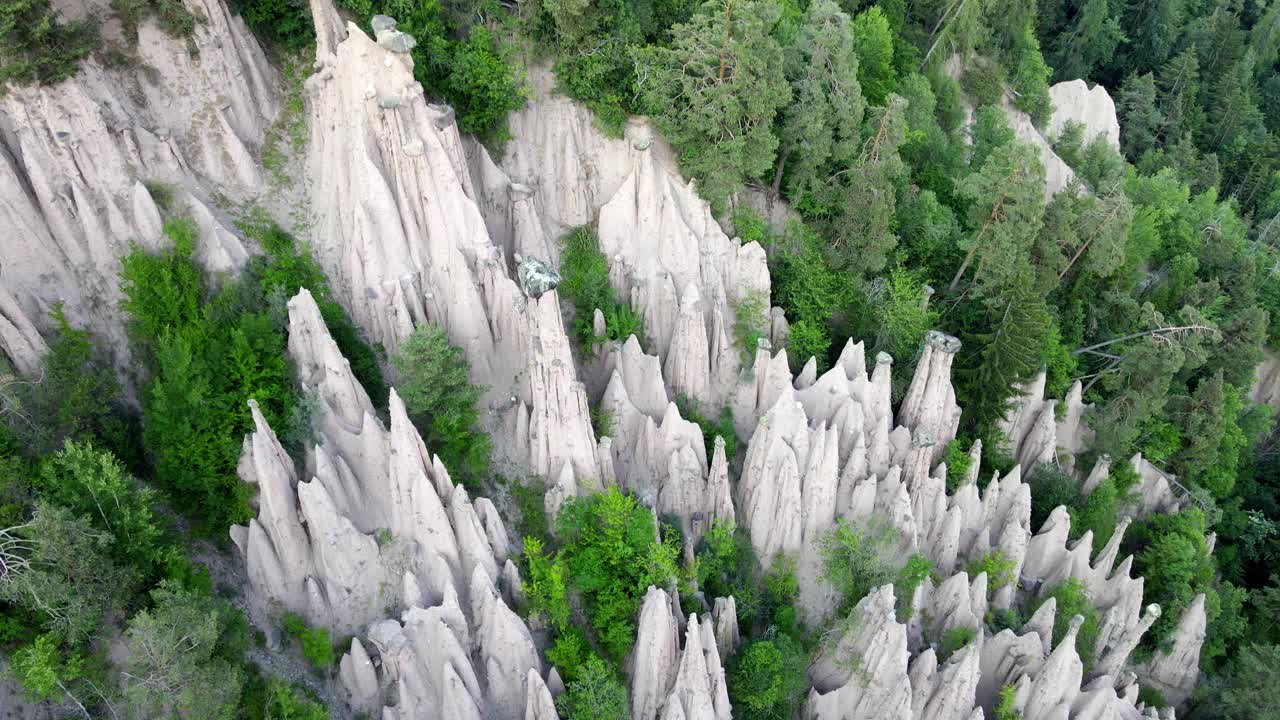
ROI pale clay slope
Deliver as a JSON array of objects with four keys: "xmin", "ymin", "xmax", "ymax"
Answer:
[
  {"xmin": 0, "ymin": 0, "xmax": 1212, "ymax": 717},
  {"xmin": 0, "ymin": 0, "xmax": 276, "ymax": 373}
]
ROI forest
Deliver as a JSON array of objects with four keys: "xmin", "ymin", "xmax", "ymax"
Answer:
[{"xmin": 2, "ymin": 0, "xmax": 1280, "ymax": 715}]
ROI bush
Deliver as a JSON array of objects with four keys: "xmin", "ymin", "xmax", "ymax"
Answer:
[
  {"xmin": 966, "ymin": 551, "xmax": 1017, "ymax": 593},
  {"xmin": 234, "ymin": 0, "xmax": 313, "ymax": 49},
  {"xmin": 1028, "ymin": 465, "xmax": 1078, "ymax": 530},
  {"xmin": 391, "ymin": 323, "xmax": 491, "ymax": 489},
  {"xmin": 558, "ymin": 226, "xmax": 644, "ymax": 349},
  {"xmin": 818, "ymin": 518, "xmax": 903, "ymax": 613},
  {"xmin": 0, "ymin": 0, "xmax": 97, "ymax": 87},
  {"xmin": 1030, "ymin": 579, "xmax": 1100, "ymax": 665},
  {"xmin": 282, "ymin": 613, "xmax": 335, "ymax": 669},
  {"xmin": 944, "ymin": 439, "xmax": 973, "ymax": 492},
  {"xmin": 511, "ymin": 476, "xmax": 549, "ymax": 545},
  {"xmin": 938, "ymin": 625, "xmax": 976, "ymax": 661},
  {"xmin": 244, "ymin": 222, "xmax": 387, "ymax": 407},
  {"xmin": 893, "ymin": 554, "xmax": 934, "ymax": 621},
  {"xmin": 995, "ymin": 683, "xmax": 1021, "ymax": 719},
  {"xmin": 695, "ymin": 520, "xmax": 761, "ymax": 625},
  {"xmin": 675, "ymin": 395, "xmax": 738, "ymax": 462},
  {"xmin": 728, "ymin": 635, "xmax": 810, "ymax": 720},
  {"xmin": 555, "ymin": 488, "xmax": 678, "ymax": 662},
  {"xmin": 732, "ymin": 291, "xmax": 770, "ymax": 362},
  {"xmin": 555, "ymin": 654, "xmax": 628, "ymax": 720}
]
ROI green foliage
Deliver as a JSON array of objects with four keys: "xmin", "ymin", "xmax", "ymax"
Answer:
[
  {"xmin": 1131, "ymin": 508, "xmax": 1218, "ymax": 649},
  {"xmin": 111, "ymin": 0, "xmax": 198, "ymax": 39},
  {"xmin": 638, "ymin": 0, "xmax": 791, "ymax": 209},
  {"xmin": 241, "ymin": 220, "xmax": 388, "ymax": 406},
  {"xmin": 523, "ymin": 536, "xmax": 572, "ymax": 631},
  {"xmin": 6, "ymin": 307, "xmax": 138, "ymax": 464},
  {"xmin": 554, "ymin": 488, "xmax": 678, "ymax": 663},
  {"xmin": 995, "ymin": 683, "xmax": 1021, "ymax": 720},
  {"xmin": 234, "ymin": 0, "xmax": 313, "ymax": 49},
  {"xmin": 554, "ymin": 654, "xmax": 628, "ymax": 720},
  {"xmin": 938, "ymin": 625, "xmax": 977, "ymax": 661},
  {"xmin": 728, "ymin": 635, "xmax": 810, "ymax": 720},
  {"xmin": 868, "ymin": 267, "xmax": 936, "ymax": 363},
  {"xmin": 944, "ymin": 439, "xmax": 973, "ymax": 492},
  {"xmin": 818, "ymin": 518, "xmax": 904, "ymax": 614},
  {"xmin": 893, "ymin": 554, "xmax": 934, "ymax": 620},
  {"xmin": 732, "ymin": 291, "xmax": 770, "ymax": 362},
  {"xmin": 8, "ymin": 633, "xmax": 82, "ymax": 702},
  {"xmin": 391, "ymin": 323, "xmax": 492, "ymax": 488},
  {"xmin": 695, "ymin": 520, "xmax": 762, "ymax": 625},
  {"xmin": 558, "ymin": 226, "xmax": 645, "ymax": 348},
  {"xmin": 511, "ymin": 476, "xmax": 549, "ymax": 545},
  {"xmin": 966, "ymin": 551, "xmax": 1016, "ymax": 593},
  {"xmin": 281, "ymin": 612, "xmax": 335, "ymax": 670},
  {"xmin": 121, "ymin": 581, "xmax": 247, "ymax": 718},
  {"xmin": 33, "ymin": 441, "xmax": 164, "ymax": 572},
  {"xmin": 675, "ymin": 395, "xmax": 738, "ymax": 462},
  {"xmin": 0, "ymin": 0, "xmax": 97, "ymax": 86},
  {"xmin": 340, "ymin": 0, "xmax": 524, "ymax": 142},
  {"xmin": 1028, "ymin": 465, "xmax": 1077, "ymax": 529},
  {"xmin": 1199, "ymin": 644, "xmax": 1280, "ymax": 719},
  {"xmin": 260, "ymin": 680, "xmax": 331, "ymax": 720},
  {"xmin": 1031, "ymin": 579, "xmax": 1101, "ymax": 665},
  {"xmin": 850, "ymin": 7, "xmax": 895, "ymax": 104},
  {"xmin": 0, "ymin": 502, "xmax": 138, "ymax": 642}
]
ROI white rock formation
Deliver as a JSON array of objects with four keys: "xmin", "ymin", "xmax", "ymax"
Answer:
[
  {"xmin": 630, "ymin": 587, "xmax": 733, "ymax": 720},
  {"xmin": 0, "ymin": 0, "xmax": 275, "ymax": 369},
  {"xmin": 231, "ymin": 290, "xmax": 544, "ymax": 719},
  {"xmin": 1047, "ymin": 80, "xmax": 1122, "ymax": 149}
]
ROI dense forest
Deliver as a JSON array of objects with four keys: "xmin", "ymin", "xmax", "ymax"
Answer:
[{"xmin": 3, "ymin": 0, "xmax": 1280, "ymax": 716}]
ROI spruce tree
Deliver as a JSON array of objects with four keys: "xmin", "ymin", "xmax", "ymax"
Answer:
[{"xmin": 638, "ymin": 0, "xmax": 791, "ymax": 210}]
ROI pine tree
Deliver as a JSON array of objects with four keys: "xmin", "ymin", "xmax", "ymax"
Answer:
[
  {"xmin": 776, "ymin": 0, "xmax": 866, "ymax": 199},
  {"xmin": 1157, "ymin": 47, "xmax": 1204, "ymax": 145},
  {"xmin": 1120, "ymin": 0, "xmax": 1185, "ymax": 75},
  {"xmin": 957, "ymin": 275, "xmax": 1054, "ymax": 431},
  {"xmin": 950, "ymin": 139, "xmax": 1047, "ymax": 295},
  {"xmin": 850, "ymin": 6, "xmax": 896, "ymax": 104},
  {"xmin": 1048, "ymin": 0, "xmax": 1125, "ymax": 81},
  {"xmin": 1115, "ymin": 73, "xmax": 1163, "ymax": 160},
  {"xmin": 638, "ymin": 0, "xmax": 791, "ymax": 210}
]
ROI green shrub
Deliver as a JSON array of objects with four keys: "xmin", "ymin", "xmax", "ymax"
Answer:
[
  {"xmin": 555, "ymin": 488, "xmax": 678, "ymax": 663},
  {"xmin": 1030, "ymin": 579, "xmax": 1101, "ymax": 665},
  {"xmin": 1028, "ymin": 465, "xmax": 1078, "ymax": 530},
  {"xmin": 282, "ymin": 613, "xmax": 334, "ymax": 669},
  {"xmin": 243, "ymin": 221, "xmax": 387, "ymax": 406},
  {"xmin": 728, "ymin": 635, "xmax": 810, "ymax": 720},
  {"xmin": 1137, "ymin": 686, "xmax": 1165, "ymax": 709},
  {"xmin": 966, "ymin": 551, "xmax": 1017, "ymax": 593},
  {"xmin": 555, "ymin": 654, "xmax": 628, "ymax": 720},
  {"xmin": 695, "ymin": 520, "xmax": 762, "ymax": 626},
  {"xmin": 0, "ymin": 0, "xmax": 97, "ymax": 86},
  {"xmin": 944, "ymin": 439, "xmax": 973, "ymax": 492},
  {"xmin": 893, "ymin": 554, "xmax": 934, "ymax": 620},
  {"xmin": 732, "ymin": 291, "xmax": 770, "ymax": 362},
  {"xmin": 995, "ymin": 683, "xmax": 1021, "ymax": 719},
  {"xmin": 938, "ymin": 625, "xmax": 977, "ymax": 661},
  {"xmin": 112, "ymin": 0, "xmax": 197, "ymax": 39},
  {"xmin": 511, "ymin": 476, "xmax": 549, "ymax": 545},
  {"xmin": 818, "ymin": 518, "xmax": 903, "ymax": 613},
  {"xmin": 558, "ymin": 226, "xmax": 644, "ymax": 348},
  {"xmin": 234, "ymin": 0, "xmax": 313, "ymax": 49},
  {"xmin": 675, "ymin": 395, "xmax": 738, "ymax": 462},
  {"xmin": 391, "ymin": 323, "xmax": 491, "ymax": 489},
  {"xmin": 987, "ymin": 607, "xmax": 1023, "ymax": 632}
]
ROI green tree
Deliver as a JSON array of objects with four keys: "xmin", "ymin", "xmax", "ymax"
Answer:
[
  {"xmin": 1047, "ymin": 0, "xmax": 1124, "ymax": 81},
  {"xmin": 639, "ymin": 0, "xmax": 791, "ymax": 209},
  {"xmin": 1116, "ymin": 73, "xmax": 1163, "ymax": 161},
  {"xmin": 950, "ymin": 140, "xmax": 1046, "ymax": 295},
  {"xmin": 728, "ymin": 635, "xmax": 809, "ymax": 720},
  {"xmin": 0, "ymin": 502, "xmax": 137, "ymax": 642},
  {"xmin": 391, "ymin": 323, "xmax": 492, "ymax": 488},
  {"xmin": 1030, "ymin": 578, "xmax": 1101, "ymax": 664},
  {"xmin": 851, "ymin": 7, "xmax": 895, "ymax": 104},
  {"xmin": 956, "ymin": 278, "xmax": 1054, "ymax": 432},
  {"xmin": 818, "ymin": 518, "xmax": 902, "ymax": 612},
  {"xmin": 7, "ymin": 634, "xmax": 91, "ymax": 714},
  {"xmin": 120, "ymin": 582, "xmax": 246, "ymax": 719},
  {"xmin": 776, "ymin": 0, "xmax": 865, "ymax": 199},
  {"xmin": 554, "ymin": 654, "xmax": 628, "ymax": 720}
]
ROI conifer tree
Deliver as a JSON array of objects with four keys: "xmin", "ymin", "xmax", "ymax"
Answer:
[
  {"xmin": 1115, "ymin": 73, "xmax": 1163, "ymax": 160},
  {"xmin": 1047, "ymin": 0, "xmax": 1124, "ymax": 81},
  {"xmin": 639, "ymin": 0, "xmax": 791, "ymax": 210},
  {"xmin": 851, "ymin": 7, "xmax": 896, "ymax": 104},
  {"xmin": 776, "ymin": 0, "xmax": 866, "ymax": 199}
]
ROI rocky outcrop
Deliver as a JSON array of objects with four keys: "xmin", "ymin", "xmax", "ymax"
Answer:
[
  {"xmin": 629, "ymin": 587, "xmax": 733, "ymax": 720},
  {"xmin": 1139, "ymin": 593, "xmax": 1207, "ymax": 707},
  {"xmin": 231, "ymin": 290, "xmax": 544, "ymax": 719},
  {"xmin": 999, "ymin": 372, "xmax": 1094, "ymax": 473},
  {"xmin": 1047, "ymin": 80, "xmax": 1122, "ymax": 150},
  {"xmin": 0, "ymin": 0, "xmax": 275, "ymax": 370},
  {"xmin": 1251, "ymin": 349, "xmax": 1280, "ymax": 410}
]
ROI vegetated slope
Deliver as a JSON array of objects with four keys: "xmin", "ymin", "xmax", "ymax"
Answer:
[{"xmin": 2, "ymin": 0, "xmax": 1280, "ymax": 718}]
